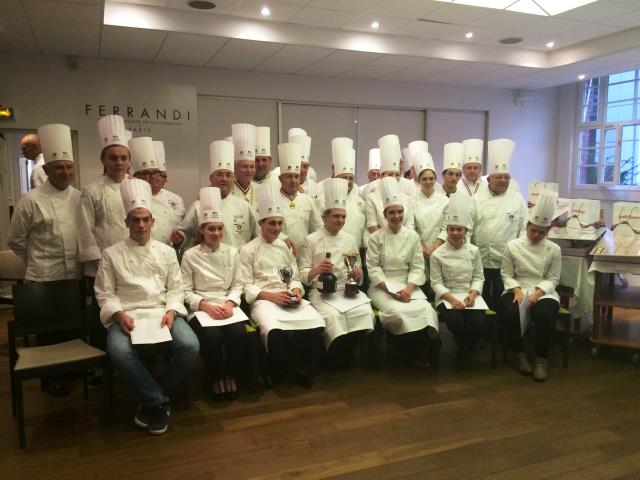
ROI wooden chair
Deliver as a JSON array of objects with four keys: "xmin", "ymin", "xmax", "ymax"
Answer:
[
  {"xmin": 0, "ymin": 250, "xmax": 26, "ymax": 304},
  {"xmin": 9, "ymin": 279, "xmax": 113, "ymax": 448}
]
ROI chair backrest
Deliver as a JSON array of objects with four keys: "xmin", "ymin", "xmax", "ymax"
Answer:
[
  {"xmin": 11, "ymin": 279, "xmax": 85, "ymax": 338},
  {"xmin": 0, "ymin": 250, "xmax": 26, "ymax": 281}
]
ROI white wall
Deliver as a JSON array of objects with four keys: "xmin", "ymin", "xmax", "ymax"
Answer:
[{"xmin": 1, "ymin": 51, "xmax": 559, "ymax": 206}]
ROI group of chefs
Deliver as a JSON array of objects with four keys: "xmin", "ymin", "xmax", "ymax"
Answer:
[{"xmin": 8, "ymin": 114, "xmax": 562, "ymax": 436}]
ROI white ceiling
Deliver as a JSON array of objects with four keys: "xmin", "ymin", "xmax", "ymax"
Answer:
[{"xmin": 1, "ymin": 0, "xmax": 640, "ymax": 89}]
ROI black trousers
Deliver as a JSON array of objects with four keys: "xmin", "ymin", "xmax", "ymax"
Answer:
[
  {"xmin": 85, "ymin": 276, "xmax": 107, "ymax": 351},
  {"xmin": 394, "ymin": 326, "xmax": 432, "ymax": 361},
  {"xmin": 482, "ymin": 268, "xmax": 504, "ymax": 314},
  {"xmin": 502, "ymin": 293, "xmax": 559, "ymax": 358},
  {"xmin": 437, "ymin": 304, "xmax": 485, "ymax": 350},
  {"xmin": 327, "ymin": 330, "xmax": 366, "ymax": 368},
  {"xmin": 189, "ymin": 320, "xmax": 249, "ymax": 379},
  {"xmin": 267, "ymin": 327, "xmax": 324, "ymax": 377}
]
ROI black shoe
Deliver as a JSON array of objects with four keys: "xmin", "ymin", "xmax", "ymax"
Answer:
[
  {"xmin": 87, "ymin": 369, "xmax": 103, "ymax": 388},
  {"xmin": 147, "ymin": 405, "xmax": 169, "ymax": 435},
  {"xmin": 224, "ymin": 391, "xmax": 238, "ymax": 401},
  {"xmin": 291, "ymin": 368, "xmax": 313, "ymax": 389},
  {"xmin": 134, "ymin": 404, "xmax": 154, "ymax": 429},
  {"xmin": 41, "ymin": 377, "xmax": 70, "ymax": 397}
]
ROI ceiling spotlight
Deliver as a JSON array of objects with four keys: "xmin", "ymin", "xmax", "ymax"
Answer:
[
  {"xmin": 188, "ymin": 0, "xmax": 216, "ymax": 10},
  {"xmin": 546, "ymin": 41, "xmax": 555, "ymax": 48},
  {"xmin": 371, "ymin": 21, "xmax": 380, "ymax": 29},
  {"xmin": 465, "ymin": 31, "xmax": 474, "ymax": 39},
  {"xmin": 578, "ymin": 74, "xmax": 586, "ymax": 80},
  {"xmin": 261, "ymin": 6, "xmax": 270, "ymax": 16}
]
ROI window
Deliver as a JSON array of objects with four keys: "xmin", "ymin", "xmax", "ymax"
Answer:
[{"xmin": 576, "ymin": 69, "xmax": 640, "ymax": 187}]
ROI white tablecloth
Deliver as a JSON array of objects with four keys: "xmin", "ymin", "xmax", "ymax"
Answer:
[{"xmin": 561, "ymin": 256, "xmax": 594, "ymax": 323}]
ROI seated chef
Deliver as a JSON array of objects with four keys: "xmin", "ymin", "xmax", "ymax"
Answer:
[
  {"xmin": 298, "ymin": 178, "xmax": 375, "ymax": 369},
  {"xmin": 95, "ymin": 178, "xmax": 199, "ymax": 435},
  {"xmin": 237, "ymin": 183, "xmax": 325, "ymax": 388}
]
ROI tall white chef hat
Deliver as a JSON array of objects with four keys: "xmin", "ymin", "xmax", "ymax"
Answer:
[
  {"xmin": 462, "ymin": 138, "xmax": 483, "ymax": 166},
  {"xmin": 289, "ymin": 134, "xmax": 311, "ymax": 163},
  {"xmin": 153, "ymin": 141, "xmax": 167, "ymax": 172},
  {"xmin": 408, "ymin": 140, "xmax": 428, "ymax": 167},
  {"xmin": 333, "ymin": 146, "xmax": 355, "ymax": 176},
  {"xmin": 443, "ymin": 142, "xmax": 463, "ymax": 172},
  {"xmin": 288, "ymin": 127, "xmax": 307, "ymax": 139},
  {"xmin": 129, "ymin": 137, "xmax": 158, "ymax": 173},
  {"xmin": 255, "ymin": 126, "xmax": 270, "ymax": 157},
  {"xmin": 198, "ymin": 186, "xmax": 223, "ymax": 225},
  {"xmin": 331, "ymin": 137, "xmax": 353, "ymax": 161},
  {"xmin": 210, "ymin": 140, "xmax": 234, "ymax": 174},
  {"xmin": 378, "ymin": 134, "xmax": 401, "ymax": 173},
  {"xmin": 488, "ymin": 138, "xmax": 516, "ymax": 174},
  {"xmin": 256, "ymin": 183, "xmax": 284, "ymax": 220},
  {"xmin": 231, "ymin": 123, "xmax": 256, "ymax": 161},
  {"xmin": 380, "ymin": 176, "xmax": 403, "ymax": 211},
  {"xmin": 323, "ymin": 178, "xmax": 348, "ymax": 212},
  {"xmin": 278, "ymin": 143, "xmax": 302, "ymax": 174},
  {"xmin": 402, "ymin": 147, "xmax": 411, "ymax": 172},
  {"xmin": 414, "ymin": 152, "xmax": 436, "ymax": 179},
  {"xmin": 529, "ymin": 189, "xmax": 558, "ymax": 227},
  {"xmin": 369, "ymin": 148, "xmax": 381, "ymax": 171},
  {"xmin": 446, "ymin": 193, "xmax": 471, "ymax": 229},
  {"xmin": 38, "ymin": 124, "xmax": 73, "ymax": 164},
  {"xmin": 124, "ymin": 130, "xmax": 133, "ymax": 142},
  {"xmin": 98, "ymin": 114, "xmax": 128, "ymax": 150},
  {"xmin": 120, "ymin": 178, "xmax": 152, "ymax": 215}
]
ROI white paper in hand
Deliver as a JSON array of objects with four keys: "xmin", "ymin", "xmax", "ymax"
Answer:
[
  {"xmin": 129, "ymin": 308, "xmax": 172, "ymax": 345},
  {"xmin": 194, "ymin": 307, "xmax": 249, "ymax": 327},
  {"xmin": 442, "ymin": 292, "xmax": 489, "ymax": 310},
  {"xmin": 519, "ymin": 289, "xmax": 532, "ymax": 337},
  {"xmin": 385, "ymin": 281, "xmax": 427, "ymax": 300}
]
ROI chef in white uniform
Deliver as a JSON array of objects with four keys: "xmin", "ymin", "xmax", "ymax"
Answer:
[
  {"xmin": 289, "ymin": 128, "xmax": 321, "ymax": 205},
  {"xmin": 237, "ymin": 183, "xmax": 325, "ymax": 388},
  {"xmin": 407, "ymin": 140, "xmax": 446, "ymax": 196},
  {"xmin": 359, "ymin": 148, "xmax": 381, "ymax": 197},
  {"xmin": 254, "ymin": 126, "xmax": 276, "ymax": 185},
  {"xmin": 9, "ymin": 123, "xmax": 81, "ymax": 397},
  {"xmin": 181, "ymin": 186, "xmax": 248, "ymax": 402},
  {"xmin": 178, "ymin": 140, "xmax": 258, "ymax": 252},
  {"xmin": 94, "ymin": 178, "xmax": 199, "ymax": 435},
  {"xmin": 366, "ymin": 177, "xmax": 439, "ymax": 368},
  {"xmin": 77, "ymin": 114, "xmax": 131, "ymax": 278},
  {"xmin": 129, "ymin": 137, "xmax": 180, "ymax": 246},
  {"xmin": 501, "ymin": 189, "xmax": 561, "ymax": 382},
  {"xmin": 430, "ymin": 196, "xmax": 485, "ymax": 359},
  {"xmin": 472, "ymin": 138, "xmax": 527, "ymax": 313},
  {"xmin": 441, "ymin": 142, "xmax": 463, "ymax": 197},
  {"xmin": 457, "ymin": 138, "xmax": 486, "ymax": 197},
  {"xmin": 298, "ymin": 178, "xmax": 375, "ymax": 368},
  {"xmin": 154, "ymin": 140, "xmax": 186, "ymax": 224},
  {"xmin": 276, "ymin": 142, "xmax": 322, "ymax": 256},
  {"xmin": 364, "ymin": 135, "xmax": 415, "ymax": 234},
  {"xmin": 9, "ymin": 123, "xmax": 81, "ymax": 282},
  {"xmin": 412, "ymin": 151, "xmax": 449, "ymax": 261},
  {"xmin": 232, "ymin": 123, "xmax": 259, "ymax": 205}
]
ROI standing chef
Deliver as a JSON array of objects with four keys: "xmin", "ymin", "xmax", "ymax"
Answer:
[{"xmin": 232, "ymin": 123, "xmax": 259, "ymax": 205}]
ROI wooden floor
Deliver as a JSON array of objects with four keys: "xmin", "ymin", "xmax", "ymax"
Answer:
[{"xmin": 2, "ymin": 308, "xmax": 640, "ymax": 480}]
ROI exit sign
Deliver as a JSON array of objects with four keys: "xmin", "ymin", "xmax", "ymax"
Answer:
[{"xmin": 0, "ymin": 107, "xmax": 15, "ymax": 120}]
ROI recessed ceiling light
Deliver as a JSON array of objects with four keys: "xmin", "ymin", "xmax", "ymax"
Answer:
[
  {"xmin": 188, "ymin": 0, "xmax": 216, "ymax": 10},
  {"xmin": 578, "ymin": 74, "xmax": 586, "ymax": 80},
  {"xmin": 465, "ymin": 31, "xmax": 474, "ymax": 39},
  {"xmin": 261, "ymin": 6, "xmax": 270, "ymax": 16},
  {"xmin": 371, "ymin": 21, "xmax": 380, "ymax": 29},
  {"xmin": 546, "ymin": 41, "xmax": 555, "ymax": 48}
]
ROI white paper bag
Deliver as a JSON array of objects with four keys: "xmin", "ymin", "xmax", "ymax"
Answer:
[
  {"xmin": 528, "ymin": 181, "xmax": 558, "ymax": 207},
  {"xmin": 612, "ymin": 202, "xmax": 640, "ymax": 237}
]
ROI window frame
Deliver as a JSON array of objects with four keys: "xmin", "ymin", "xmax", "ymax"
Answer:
[{"xmin": 573, "ymin": 70, "xmax": 640, "ymax": 191}]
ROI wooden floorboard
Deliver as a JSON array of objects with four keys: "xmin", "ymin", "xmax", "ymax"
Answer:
[{"xmin": 2, "ymin": 307, "xmax": 640, "ymax": 479}]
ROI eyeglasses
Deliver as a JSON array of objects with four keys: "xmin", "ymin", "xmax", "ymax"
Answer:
[{"xmin": 135, "ymin": 170, "xmax": 161, "ymax": 179}]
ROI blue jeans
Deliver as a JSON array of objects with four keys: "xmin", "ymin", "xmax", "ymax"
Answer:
[{"xmin": 107, "ymin": 316, "xmax": 199, "ymax": 407}]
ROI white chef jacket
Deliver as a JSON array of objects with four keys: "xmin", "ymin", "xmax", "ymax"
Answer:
[
  {"xmin": 180, "ymin": 242, "xmax": 243, "ymax": 312},
  {"xmin": 8, "ymin": 181, "xmax": 81, "ymax": 281},
  {"xmin": 366, "ymin": 226, "xmax": 437, "ymax": 334},
  {"xmin": 430, "ymin": 241, "xmax": 484, "ymax": 307},
  {"xmin": 76, "ymin": 175, "xmax": 129, "ymax": 276},
  {"xmin": 237, "ymin": 235, "xmax": 324, "ymax": 345},
  {"xmin": 94, "ymin": 237, "xmax": 187, "ymax": 327},
  {"xmin": 161, "ymin": 188, "xmax": 186, "ymax": 224},
  {"xmin": 151, "ymin": 191, "xmax": 178, "ymax": 245},
  {"xmin": 364, "ymin": 185, "xmax": 415, "ymax": 232},
  {"xmin": 501, "ymin": 236, "xmax": 561, "ymax": 303},
  {"xmin": 472, "ymin": 188, "xmax": 527, "ymax": 269},
  {"xmin": 414, "ymin": 190, "xmax": 449, "ymax": 247},
  {"xmin": 298, "ymin": 227, "xmax": 374, "ymax": 347},
  {"xmin": 457, "ymin": 177, "xmax": 486, "ymax": 197},
  {"xmin": 29, "ymin": 154, "xmax": 47, "ymax": 189},
  {"xmin": 178, "ymin": 195, "xmax": 259, "ymax": 252},
  {"xmin": 278, "ymin": 190, "xmax": 323, "ymax": 255},
  {"xmin": 233, "ymin": 180, "xmax": 258, "ymax": 206},
  {"xmin": 343, "ymin": 187, "xmax": 367, "ymax": 249}
]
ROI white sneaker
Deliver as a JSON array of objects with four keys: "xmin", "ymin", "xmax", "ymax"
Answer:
[{"xmin": 516, "ymin": 352, "xmax": 533, "ymax": 375}]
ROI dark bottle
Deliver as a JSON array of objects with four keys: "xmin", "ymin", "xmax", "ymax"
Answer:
[{"xmin": 318, "ymin": 252, "xmax": 337, "ymax": 294}]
